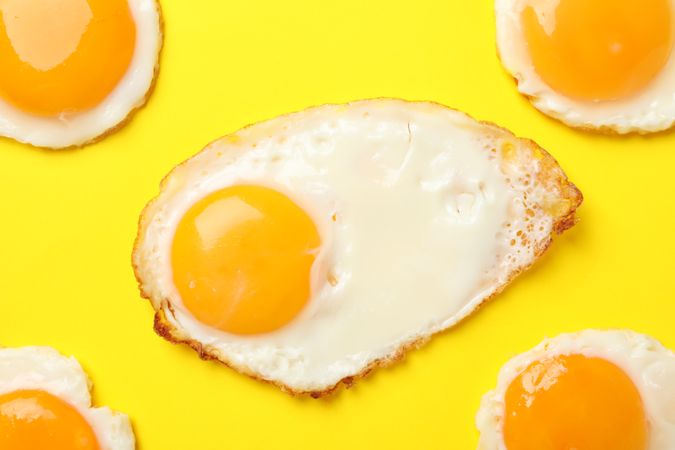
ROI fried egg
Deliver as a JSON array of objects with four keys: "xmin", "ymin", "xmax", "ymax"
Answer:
[
  {"xmin": 133, "ymin": 99, "xmax": 582, "ymax": 396},
  {"xmin": 495, "ymin": 0, "xmax": 675, "ymax": 133},
  {"xmin": 0, "ymin": 346, "xmax": 134, "ymax": 449},
  {"xmin": 476, "ymin": 330, "xmax": 675, "ymax": 450},
  {"xmin": 0, "ymin": 0, "xmax": 162, "ymax": 148}
]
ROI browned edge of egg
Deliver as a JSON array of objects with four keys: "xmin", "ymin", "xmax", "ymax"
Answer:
[
  {"xmin": 132, "ymin": 98, "xmax": 583, "ymax": 398},
  {"xmin": 1, "ymin": 0, "xmax": 165, "ymax": 150}
]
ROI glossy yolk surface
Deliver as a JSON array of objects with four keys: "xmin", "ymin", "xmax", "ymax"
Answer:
[
  {"xmin": 0, "ymin": 0, "xmax": 136, "ymax": 116},
  {"xmin": 521, "ymin": 0, "xmax": 674, "ymax": 101},
  {"xmin": 0, "ymin": 389, "xmax": 101, "ymax": 450},
  {"xmin": 172, "ymin": 185, "xmax": 321, "ymax": 335},
  {"xmin": 503, "ymin": 354, "xmax": 648, "ymax": 450}
]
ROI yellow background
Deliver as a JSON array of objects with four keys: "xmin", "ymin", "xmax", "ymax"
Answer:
[{"xmin": 1, "ymin": 1, "xmax": 675, "ymax": 449}]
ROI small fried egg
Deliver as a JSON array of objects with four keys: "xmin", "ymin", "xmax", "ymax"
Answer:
[
  {"xmin": 133, "ymin": 99, "xmax": 582, "ymax": 396},
  {"xmin": 0, "ymin": 0, "xmax": 162, "ymax": 148},
  {"xmin": 495, "ymin": 0, "xmax": 675, "ymax": 133},
  {"xmin": 476, "ymin": 330, "xmax": 675, "ymax": 450},
  {"xmin": 0, "ymin": 346, "xmax": 134, "ymax": 449}
]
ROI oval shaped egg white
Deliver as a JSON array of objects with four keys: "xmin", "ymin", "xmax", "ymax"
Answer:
[
  {"xmin": 476, "ymin": 330, "xmax": 675, "ymax": 450},
  {"xmin": 495, "ymin": 0, "xmax": 675, "ymax": 133},
  {"xmin": 0, "ymin": 0, "xmax": 162, "ymax": 148},
  {"xmin": 0, "ymin": 346, "xmax": 134, "ymax": 449},
  {"xmin": 133, "ymin": 99, "xmax": 582, "ymax": 396}
]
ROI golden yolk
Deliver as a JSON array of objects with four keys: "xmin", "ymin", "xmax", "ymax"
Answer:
[
  {"xmin": 503, "ymin": 354, "xmax": 648, "ymax": 450},
  {"xmin": 521, "ymin": 0, "xmax": 674, "ymax": 101},
  {"xmin": 0, "ymin": 0, "xmax": 136, "ymax": 116},
  {"xmin": 0, "ymin": 389, "xmax": 101, "ymax": 450},
  {"xmin": 172, "ymin": 185, "xmax": 322, "ymax": 335}
]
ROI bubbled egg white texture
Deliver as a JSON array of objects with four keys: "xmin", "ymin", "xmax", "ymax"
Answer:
[{"xmin": 134, "ymin": 99, "xmax": 580, "ymax": 394}]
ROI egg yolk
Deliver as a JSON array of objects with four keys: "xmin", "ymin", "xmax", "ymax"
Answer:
[
  {"xmin": 0, "ymin": 0, "xmax": 136, "ymax": 116},
  {"xmin": 0, "ymin": 389, "xmax": 101, "ymax": 450},
  {"xmin": 521, "ymin": 0, "xmax": 674, "ymax": 101},
  {"xmin": 503, "ymin": 354, "xmax": 648, "ymax": 450},
  {"xmin": 171, "ymin": 185, "xmax": 321, "ymax": 335}
]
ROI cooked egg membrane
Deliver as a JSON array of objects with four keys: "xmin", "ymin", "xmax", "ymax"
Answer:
[{"xmin": 134, "ymin": 99, "xmax": 581, "ymax": 393}]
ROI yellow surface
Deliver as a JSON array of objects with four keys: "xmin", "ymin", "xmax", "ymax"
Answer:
[{"xmin": 0, "ymin": 1, "xmax": 674, "ymax": 449}]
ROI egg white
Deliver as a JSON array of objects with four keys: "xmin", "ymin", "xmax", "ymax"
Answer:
[
  {"xmin": 134, "ymin": 99, "xmax": 581, "ymax": 394},
  {"xmin": 0, "ymin": 0, "xmax": 162, "ymax": 148},
  {"xmin": 476, "ymin": 330, "xmax": 675, "ymax": 450},
  {"xmin": 495, "ymin": 0, "xmax": 675, "ymax": 133},
  {"xmin": 0, "ymin": 346, "xmax": 135, "ymax": 450}
]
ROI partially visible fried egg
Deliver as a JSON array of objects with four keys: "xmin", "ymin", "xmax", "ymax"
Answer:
[
  {"xmin": 496, "ymin": 0, "xmax": 675, "ymax": 133},
  {"xmin": 477, "ymin": 330, "xmax": 675, "ymax": 450},
  {"xmin": 0, "ymin": 346, "xmax": 134, "ymax": 449},
  {"xmin": 133, "ymin": 99, "xmax": 582, "ymax": 396},
  {"xmin": 0, "ymin": 0, "xmax": 162, "ymax": 148}
]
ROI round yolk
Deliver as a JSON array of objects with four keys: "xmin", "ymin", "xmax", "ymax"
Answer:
[
  {"xmin": 503, "ymin": 354, "xmax": 648, "ymax": 450},
  {"xmin": 521, "ymin": 0, "xmax": 674, "ymax": 101},
  {"xmin": 0, "ymin": 0, "xmax": 136, "ymax": 116},
  {"xmin": 0, "ymin": 389, "xmax": 101, "ymax": 450},
  {"xmin": 171, "ymin": 185, "xmax": 322, "ymax": 335}
]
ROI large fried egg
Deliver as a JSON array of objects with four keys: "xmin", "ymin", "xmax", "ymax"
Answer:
[
  {"xmin": 0, "ymin": 0, "xmax": 162, "ymax": 148},
  {"xmin": 476, "ymin": 330, "xmax": 675, "ymax": 450},
  {"xmin": 133, "ymin": 99, "xmax": 582, "ymax": 396},
  {"xmin": 0, "ymin": 346, "xmax": 134, "ymax": 449},
  {"xmin": 496, "ymin": 0, "xmax": 675, "ymax": 133}
]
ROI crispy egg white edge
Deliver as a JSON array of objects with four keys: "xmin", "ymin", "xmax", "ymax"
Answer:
[
  {"xmin": 133, "ymin": 99, "xmax": 580, "ymax": 393},
  {"xmin": 0, "ymin": 0, "xmax": 162, "ymax": 148},
  {"xmin": 0, "ymin": 346, "xmax": 135, "ymax": 450},
  {"xmin": 476, "ymin": 330, "xmax": 675, "ymax": 450},
  {"xmin": 495, "ymin": 0, "xmax": 675, "ymax": 133}
]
